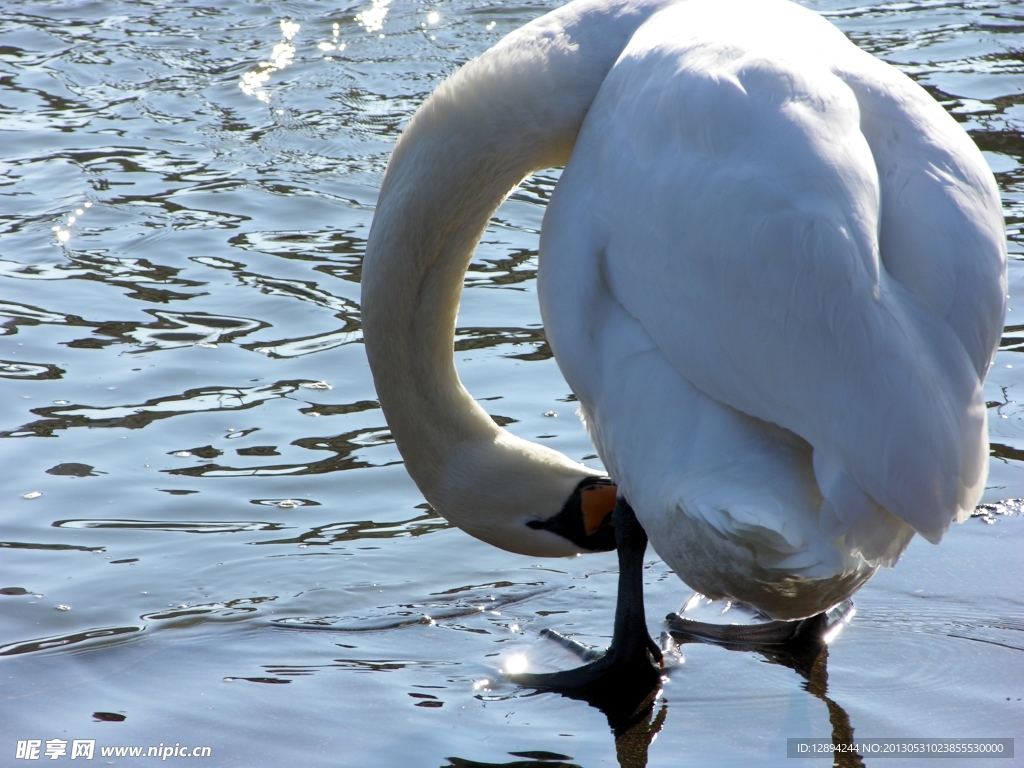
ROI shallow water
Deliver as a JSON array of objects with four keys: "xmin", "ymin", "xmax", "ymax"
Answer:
[{"xmin": 1, "ymin": 0, "xmax": 1022, "ymax": 765}]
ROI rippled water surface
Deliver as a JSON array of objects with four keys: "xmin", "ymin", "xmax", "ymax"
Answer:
[{"xmin": 2, "ymin": 0, "xmax": 1022, "ymax": 765}]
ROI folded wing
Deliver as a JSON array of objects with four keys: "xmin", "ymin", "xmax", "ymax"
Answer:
[{"xmin": 571, "ymin": 0, "xmax": 1005, "ymax": 543}]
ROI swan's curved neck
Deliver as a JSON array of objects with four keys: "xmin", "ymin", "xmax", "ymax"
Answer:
[{"xmin": 361, "ymin": 0, "xmax": 673, "ymax": 555}]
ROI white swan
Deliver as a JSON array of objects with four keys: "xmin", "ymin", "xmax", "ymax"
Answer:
[{"xmin": 361, "ymin": 0, "xmax": 1006, "ymax": 678}]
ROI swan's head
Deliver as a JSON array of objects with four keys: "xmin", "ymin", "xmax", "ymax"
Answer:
[
  {"xmin": 430, "ymin": 431, "xmax": 619, "ymax": 557},
  {"xmin": 526, "ymin": 475, "xmax": 618, "ymax": 552}
]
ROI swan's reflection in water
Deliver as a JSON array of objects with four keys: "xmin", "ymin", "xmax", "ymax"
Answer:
[
  {"xmin": 798, "ymin": 645, "xmax": 865, "ymax": 768},
  {"xmin": 445, "ymin": 691, "xmax": 668, "ymax": 768},
  {"xmin": 445, "ymin": 756, "xmax": 582, "ymax": 768},
  {"xmin": 609, "ymin": 691, "xmax": 668, "ymax": 768},
  {"xmin": 449, "ymin": 607, "xmax": 864, "ymax": 768},
  {"xmin": 668, "ymin": 608, "xmax": 864, "ymax": 768}
]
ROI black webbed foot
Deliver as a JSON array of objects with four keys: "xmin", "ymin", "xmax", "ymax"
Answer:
[
  {"xmin": 665, "ymin": 610, "xmax": 827, "ymax": 647},
  {"xmin": 510, "ymin": 628, "xmax": 662, "ymax": 692},
  {"xmin": 534, "ymin": 628, "xmax": 604, "ymax": 662},
  {"xmin": 665, "ymin": 599, "xmax": 852, "ymax": 651},
  {"xmin": 511, "ymin": 499, "xmax": 663, "ymax": 699},
  {"xmin": 665, "ymin": 599, "xmax": 854, "ymax": 682}
]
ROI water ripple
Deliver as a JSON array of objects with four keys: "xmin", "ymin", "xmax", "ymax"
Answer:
[
  {"xmin": 272, "ymin": 583, "xmax": 550, "ymax": 632},
  {"xmin": 54, "ymin": 519, "xmax": 286, "ymax": 534},
  {"xmin": 0, "ymin": 625, "xmax": 143, "ymax": 657},
  {"xmin": 0, "ymin": 380, "xmax": 327, "ymax": 437}
]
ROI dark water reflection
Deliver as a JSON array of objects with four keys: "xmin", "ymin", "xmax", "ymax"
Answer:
[{"xmin": 1, "ymin": 0, "xmax": 1022, "ymax": 764}]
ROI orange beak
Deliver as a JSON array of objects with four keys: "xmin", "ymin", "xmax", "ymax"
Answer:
[{"xmin": 581, "ymin": 482, "xmax": 618, "ymax": 536}]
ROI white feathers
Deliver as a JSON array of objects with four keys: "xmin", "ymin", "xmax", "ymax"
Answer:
[
  {"xmin": 364, "ymin": 0, "xmax": 1006, "ymax": 620},
  {"xmin": 542, "ymin": 0, "xmax": 1004, "ymax": 615}
]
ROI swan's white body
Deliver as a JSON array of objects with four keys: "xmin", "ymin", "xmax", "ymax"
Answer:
[{"xmin": 361, "ymin": 0, "xmax": 1006, "ymax": 619}]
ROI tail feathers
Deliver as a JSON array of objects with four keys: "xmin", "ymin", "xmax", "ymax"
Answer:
[
  {"xmin": 690, "ymin": 499, "xmax": 852, "ymax": 580},
  {"xmin": 814, "ymin": 448, "xmax": 921, "ymax": 565},
  {"xmin": 821, "ymin": 497, "xmax": 916, "ymax": 567}
]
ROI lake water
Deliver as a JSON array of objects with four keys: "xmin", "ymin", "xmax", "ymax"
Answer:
[{"xmin": 1, "ymin": 0, "xmax": 1022, "ymax": 765}]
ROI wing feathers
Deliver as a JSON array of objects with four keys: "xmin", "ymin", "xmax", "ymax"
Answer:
[{"xmin": 561, "ymin": 0, "xmax": 1002, "ymax": 541}]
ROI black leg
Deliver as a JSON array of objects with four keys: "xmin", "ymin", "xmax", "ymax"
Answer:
[
  {"xmin": 607, "ymin": 500, "xmax": 663, "ymax": 666},
  {"xmin": 511, "ymin": 499, "xmax": 662, "ymax": 692}
]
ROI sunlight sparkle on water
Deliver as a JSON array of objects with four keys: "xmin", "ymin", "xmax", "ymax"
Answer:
[
  {"xmin": 356, "ymin": 0, "xmax": 392, "ymax": 34},
  {"xmin": 319, "ymin": 21, "xmax": 345, "ymax": 53},
  {"xmin": 823, "ymin": 606, "xmax": 856, "ymax": 644},
  {"xmin": 503, "ymin": 654, "xmax": 528, "ymax": 675},
  {"xmin": 239, "ymin": 20, "xmax": 300, "ymax": 103}
]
